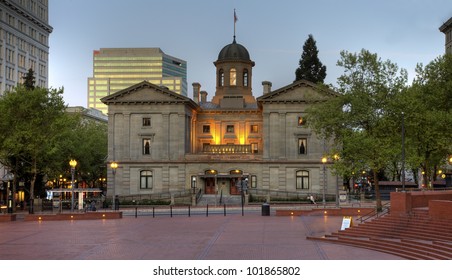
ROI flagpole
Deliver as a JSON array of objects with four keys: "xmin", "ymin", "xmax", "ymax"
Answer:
[{"xmin": 233, "ymin": 9, "xmax": 237, "ymax": 42}]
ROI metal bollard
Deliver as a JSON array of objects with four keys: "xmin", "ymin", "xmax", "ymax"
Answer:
[
  {"xmin": 206, "ymin": 204, "xmax": 209, "ymax": 217},
  {"xmin": 135, "ymin": 207, "xmax": 137, "ymax": 218}
]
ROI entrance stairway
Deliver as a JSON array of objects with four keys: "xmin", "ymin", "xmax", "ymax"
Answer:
[
  {"xmin": 196, "ymin": 195, "xmax": 242, "ymax": 206},
  {"xmin": 307, "ymin": 208, "xmax": 452, "ymax": 260}
]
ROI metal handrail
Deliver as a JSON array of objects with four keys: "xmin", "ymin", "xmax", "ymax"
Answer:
[{"xmin": 359, "ymin": 201, "xmax": 391, "ymax": 223}]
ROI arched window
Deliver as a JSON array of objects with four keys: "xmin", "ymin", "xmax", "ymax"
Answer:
[
  {"xmin": 243, "ymin": 69, "xmax": 248, "ymax": 87},
  {"xmin": 230, "ymin": 68, "xmax": 237, "ymax": 86},
  {"xmin": 140, "ymin": 170, "xmax": 153, "ymax": 189},
  {"xmin": 296, "ymin": 170, "xmax": 309, "ymax": 189},
  {"xmin": 219, "ymin": 69, "xmax": 224, "ymax": 87}
]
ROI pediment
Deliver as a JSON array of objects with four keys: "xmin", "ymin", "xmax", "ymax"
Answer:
[
  {"xmin": 101, "ymin": 81, "xmax": 195, "ymax": 106},
  {"xmin": 257, "ymin": 80, "xmax": 338, "ymax": 104}
]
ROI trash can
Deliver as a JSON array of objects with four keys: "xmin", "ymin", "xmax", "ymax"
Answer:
[{"xmin": 261, "ymin": 203, "xmax": 270, "ymax": 216}]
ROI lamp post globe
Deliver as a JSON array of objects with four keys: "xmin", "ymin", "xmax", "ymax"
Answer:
[
  {"xmin": 69, "ymin": 159, "xmax": 77, "ymax": 212},
  {"xmin": 110, "ymin": 162, "xmax": 118, "ymax": 210},
  {"xmin": 321, "ymin": 156, "xmax": 328, "ymax": 206}
]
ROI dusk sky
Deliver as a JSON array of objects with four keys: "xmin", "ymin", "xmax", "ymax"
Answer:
[{"xmin": 48, "ymin": 0, "xmax": 451, "ymax": 108}]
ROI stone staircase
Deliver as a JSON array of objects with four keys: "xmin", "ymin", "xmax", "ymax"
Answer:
[
  {"xmin": 307, "ymin": 208, "xmax": 452, "ymax": 260},
  {"xmin": 196, "ymin": 195, "xmax": 243, "ymax": 206}
]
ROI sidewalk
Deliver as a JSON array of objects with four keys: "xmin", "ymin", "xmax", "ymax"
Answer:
[{"xmin": 0, "ymin": 207, "xmax": 402, "ymax": 260}]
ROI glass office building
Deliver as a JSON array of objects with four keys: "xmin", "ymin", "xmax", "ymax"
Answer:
[
  {"xmin": 88, "ymin": 48, "xmax": 187, "ymax": 114},
  {"xmin": 0, "ymin": 0, "xmax": 52, "ymax": 95}
]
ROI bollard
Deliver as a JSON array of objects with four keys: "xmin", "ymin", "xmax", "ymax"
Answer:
[
  {"xmin": 153, "ymin": 207, "xmax": 155, "ymax": 218},
  {"xmin": 188, "ymin": 205, "xmax": 191, "ymax": 217},
  {"xmin": 206, "ymin": 204, "xmax": 209, "ymax": 217},
  {"xmin": 224, "ymin": 204, "xmax": 226, "ymax": 216},
  {"xmin": 135, "ymin": 207, "xmax": 137, "ymax": 218},
  {"xmin": 170, "ymin": 206, "xmax": 173, "ymax": 218}
]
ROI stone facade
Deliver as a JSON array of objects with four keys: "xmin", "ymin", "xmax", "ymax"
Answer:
[{"xmin": 102, "ymin": 38, "xmax": 340, "ymax": 202}]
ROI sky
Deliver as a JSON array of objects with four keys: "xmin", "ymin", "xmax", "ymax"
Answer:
[{"xmin": 48, "ymin": 0, "xmax": 452, "ymax": 107}]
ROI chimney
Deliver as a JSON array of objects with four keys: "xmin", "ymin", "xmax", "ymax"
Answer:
[
  {"xmin": 200, "ymin": 91, "xmax": 208, "ymax": 103},
  {"xmin": 192, "ymin": 82, "xmax": 201, "ymax": 103},
  {"xmin": 262, "ymin": 81, "xmax": 272, "ymax": 94}
]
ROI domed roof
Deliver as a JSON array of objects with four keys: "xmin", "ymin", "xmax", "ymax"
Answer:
[{"xmin": 217, "ymin": 39, "xmax": 251, "ymax": 61}]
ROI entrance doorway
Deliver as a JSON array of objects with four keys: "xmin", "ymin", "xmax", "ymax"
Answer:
[
  {"xmin": 205, "ymin": 178, "xmax": 216, "ymax": 194},
  {"xmin": 230, "ymin": 178, "xmax": 240, "ymax": 195}
]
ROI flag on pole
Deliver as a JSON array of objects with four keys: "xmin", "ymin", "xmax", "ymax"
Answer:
[{"xmin": 234, "ymin": 9, "xmax": 238, "ymax": 23}]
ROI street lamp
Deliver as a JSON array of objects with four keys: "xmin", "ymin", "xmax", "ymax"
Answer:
[
  {"xmin": 69, "ymin": 159, "xmax": 77, "ymax": 212},
  {"xmin": 333, "ymin": 154, "xmax": 340, "ymax": 207},
  {"xmin": 110, "ymin": 161, "xmax": 118, "ymax": 210},
  {"xmin": 191, "ymin": 176, "xmax": 197, "ymax": 194},
  {"xmin": 4, "ymin": 173, "xmax": 14, "ymax": 214},
  {"xmin": 401, "ymin": 112, "xmax": 406, "ymax": 191},
  {"xmin": 321, "ymin": 156, "xmax": 328, "ymax": 206}
]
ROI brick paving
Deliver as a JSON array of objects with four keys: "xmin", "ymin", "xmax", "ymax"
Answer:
[{"xmin": 0, "ymin": 210, "xmax": 403, "ymax": 260}]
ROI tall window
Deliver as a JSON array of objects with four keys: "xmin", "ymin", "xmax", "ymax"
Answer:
[
  {"xmin": 143, "ymin": 139, "xmax": 151, "ymax": 155},
  {"xmin": 243, "ymin": 69, "xmax": 249, "ymax": 87},
  {"xmin": 230, "ymin": 68, "xmax": 237, "ymax": 86},
  {"xmin": 298, "ymin": 138, "xmax": 307, "ymax": 155},
  {"xmin": 296, "ymin": 170, "xmax": 309, "ymax": 189},
  {"xmin": 250, "ymin": 125, "xmax": 258, "ymax": 133},
  {"xmin": 251, "ymin": 175, "xmax": 257, "ymax": 188},
  {"xmin": 251, "ymin": 143, "xmax": 258, "ymax": 154},
  {"xmin": 219, "ymin": 69, "xmax": 224, "ymax": 86},
  {"xmin": 140, "ymin": 170, "xmax": 153, "ymax": 189}
]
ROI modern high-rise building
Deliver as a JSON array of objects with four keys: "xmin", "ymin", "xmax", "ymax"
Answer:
[
  {"xmin": 0, "ymin": 0, "xmax": 52, "ymax": 94},
  {"xmin": 88, "ymin": 48, "xmax": 187, "ymax": 114},
  {"xmin": 439, "ymin": 17, "xmax": 452, "ymax": 54}
]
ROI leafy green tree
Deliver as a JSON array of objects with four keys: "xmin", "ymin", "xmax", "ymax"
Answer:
[
  {"xmin": 0, "ymin": 85, "xmax": 67, "ymax": 212},
  {"xmin": 70, "ymin": 119, "xmax": 108, "ymax": 188},
  {"xmin": 307, "ymin": 49, "xmax": 408, "ymax": 211},
  {"xmin": 23, "ymin": 68, "xmax": 36, "ymax": 90},
  {"xmin": 295, "ymin": 34, "xmax": 327, "ymax": 83},
  {"xmin": 392, "ymin": 54, "xmax": 452, "ymax": 187}
]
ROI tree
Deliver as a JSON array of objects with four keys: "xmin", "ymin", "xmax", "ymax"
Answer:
[
  {"xmin": 23, "ymin": 68, "xmax": 36, "ymax": 90},
  {"xmin": 0, "ymin": 85, "xmax": 67, "ymax": 213},
  {"xmin": 295, "ymin": 34, "xmax": 327, "ymax": 83},
  {"xmin": 71, "ymin": 119, "xmax": 108, "ymax": 188},
  {"xmin": 306, "ymin": 49, "xmax": 408, "ymax": 211},
  {"xmin": 393, "ymin": 54, "xmax": 452, "ymax": 187}
]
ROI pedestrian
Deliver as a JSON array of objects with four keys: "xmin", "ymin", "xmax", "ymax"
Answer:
[{"xmin": 309, "ymin": 194, "xmax": 316, "ymax": 204}]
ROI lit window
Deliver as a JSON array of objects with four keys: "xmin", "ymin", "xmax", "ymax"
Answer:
[
  {"xmin": 226, "ymin": 125, "xmax": 234, "ymax": 133},
  {"xmin": 230, "ymin": 68, "xmax": 236, "ymax": 86},
  {"xmin": 251, "ymin": 143, "xmax": 258, "ymax": 154},
  {"xmin": 296, "ymin": 170, "xmax": 309, "ymax": 189},
  {"xmin": 140, "ymin": 170, "xmax": 153, "ymax": 189},
  {"xmin": 298, "ymin": 116, "xmax": 306, "ymax": 126},
  {"xmin": 203, "ymin": 125, "xmax": 210, "ymax": 133},
  {"xmin": 250, "ymin": 125, "xmax": 258, "ymax": 133}
]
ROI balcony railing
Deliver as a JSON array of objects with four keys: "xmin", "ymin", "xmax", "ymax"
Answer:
[{"xmin": 203, "ymin": 144, "xmax": 253, "ymax": 154}]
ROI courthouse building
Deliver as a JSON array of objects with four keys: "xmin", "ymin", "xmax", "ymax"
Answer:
[{"xmin": 102, "ymin": 36, "xmax": 339, "ymax": 202}]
